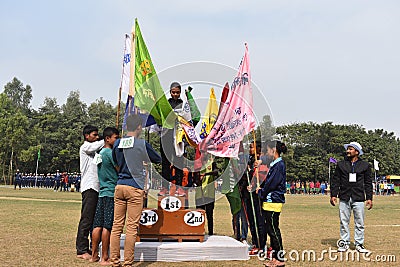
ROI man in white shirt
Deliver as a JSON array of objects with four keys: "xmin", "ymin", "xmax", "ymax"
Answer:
[{"xmin": 76, "ymin": 125, "xmax": 104, "ymax": 260}]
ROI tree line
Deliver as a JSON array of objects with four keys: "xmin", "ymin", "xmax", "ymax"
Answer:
[{"xmin": 1, "ymin": 77, "xmax": 399, "ymax": 185}]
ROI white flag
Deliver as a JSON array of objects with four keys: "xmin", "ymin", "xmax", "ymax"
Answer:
[
  {"xmin": 374, "ymin": 159, "xmax": 379, "ymax": 171},
  {"xmin": 121, "ymin": 34, "xmax": 131, "ymax": 95},
  {"xmin": 175, "ymin": 88, "xmax": 193, "ymax": 122}
]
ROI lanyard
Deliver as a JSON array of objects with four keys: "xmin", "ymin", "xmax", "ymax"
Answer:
[{"xmin": 351, "ymin": 161, "xmax": 357, "ymax": 173}]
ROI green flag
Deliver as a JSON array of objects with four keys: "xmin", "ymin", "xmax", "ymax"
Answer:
[
  {"xmin": 222, "ymin": 158, "xmax": 242, "ymax": 215},
  {"xmin": 134, "ymin": 19, "xmax": 175, "ymax": 129},
  {"xmin": 37, "ymin": 148, "xmax": 41, "ymax": 161},
  {"xmin": 186, "ymin": 87, "xmax": 201, "ymax": 126},
  {"xmin": 226, "ymin": 184, "xmax": 241, "ymax": 216}
]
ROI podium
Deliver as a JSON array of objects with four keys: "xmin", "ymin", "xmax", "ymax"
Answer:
[{"xmin": 138, "ymin": 195, "xmax": 205, "ymax": 242}]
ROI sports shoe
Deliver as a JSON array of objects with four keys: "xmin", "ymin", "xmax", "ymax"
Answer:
[
  {"xmin": 355, "ymin": 244, "xmax": 369, "ymax": 253},
  {"xmin": 249, "ymin": 247, "xmax": 259, "ymax": 256},
  {"xmin": 266, "ymin": 246, "xmax": 273, "ymax": 260}
]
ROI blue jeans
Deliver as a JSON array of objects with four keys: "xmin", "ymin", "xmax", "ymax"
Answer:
[{"xmin": 339, "ymin": 198, "xmax": 365, "ymax": 245}]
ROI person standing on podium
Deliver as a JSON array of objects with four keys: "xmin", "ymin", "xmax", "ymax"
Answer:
[{"xmin": 159, "ymin": 82, "xmax": 186, "ymax": 197}]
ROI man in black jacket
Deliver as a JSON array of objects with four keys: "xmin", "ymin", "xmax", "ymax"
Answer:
[{"xmin": 330, "ymin": 141, "xmax": 373, "ymax": 253}]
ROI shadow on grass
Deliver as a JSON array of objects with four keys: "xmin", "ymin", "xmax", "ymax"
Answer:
[{"xmin": 321, "ymin": 238, "xmax": 337, "ymax": 247}]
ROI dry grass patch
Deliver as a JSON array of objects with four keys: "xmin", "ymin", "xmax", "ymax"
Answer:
[{"xmin": 0, "ymin": 187, "xmax": 399, "ymax": 266}]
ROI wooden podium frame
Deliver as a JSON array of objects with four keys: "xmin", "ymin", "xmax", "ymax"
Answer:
[{"xmin": 138, "ymin": 195, "xmax": 205, "ymax": 242}]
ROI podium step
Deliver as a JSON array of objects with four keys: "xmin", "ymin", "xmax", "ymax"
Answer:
[{"xmin": 101, "ymin": 234, "xmax": 249, "ymax": 262}]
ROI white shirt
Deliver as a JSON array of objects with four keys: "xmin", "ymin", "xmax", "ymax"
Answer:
[{"xmin": 79, "ymin": 140, "xmax": 104, "ymax": 193}]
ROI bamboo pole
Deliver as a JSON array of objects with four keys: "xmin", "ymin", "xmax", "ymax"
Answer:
[
  {"xmin": 252, "ymin": 129, "xmax": 260, "ymax": 187},
  {"xmin": 116, "ymin": 86, "xmax": 122, "ymax": 128}
]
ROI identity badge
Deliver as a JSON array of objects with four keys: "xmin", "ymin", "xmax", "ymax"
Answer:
[{"xmin": 349, "ymin": 173, "xmax": 357, "ymax": 183}]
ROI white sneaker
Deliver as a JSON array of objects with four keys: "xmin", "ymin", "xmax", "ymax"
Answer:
[
  {"xmin": 355, "ymin": 244, "xmax": 369, "ymax": 253},
  {"xmin": 337, "ymin": 245, "xmax": 349, "ymax": 252}
]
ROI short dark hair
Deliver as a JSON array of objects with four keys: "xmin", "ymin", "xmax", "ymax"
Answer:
[
  {"xmin": 82, "ymin": 125, "xmax": 98, "ymax": 139},
  {"xmin": 170, "ymin": 82, "xmax": 181, "ymax": 91},
  {"xmin": 103, "ymin": 127, "xmax": 119, "ymax": 140},
  {"xmin": 267, "ymin": 140, "xmax": 288, "ymax": 155},
  {"xmin": 126, "ymin": 114, "xmax": 143, "ymax": 132}
]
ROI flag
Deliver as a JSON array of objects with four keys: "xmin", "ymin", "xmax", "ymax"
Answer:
[
  {"xmin": 133, "ymin": 19, "xmax": 176, "ymax": 129},
  {"xmin": 175, "ymin": 88, "xmax": 196, "ymax": 153},
  {"xmin": 199, "ymin": 88, "xmax": 218, "ymax": 139},
  {"xmin": 222, "ymin": 158, "xmax": 242, "ymax": 215},
  {"xmin": 121, "ymin": 34, "xmax": 132, "ymax": 95},
  {"xmin": 180, "ymin": 118, "xmax": 202, "ymax": 147},
  {"xmin": 186, "ymin": 87, "xmax": 201, "ymax": 126},
  {"xmin": 218, "ymin": 82, "xmax": 230, "ymax": 116},
  {"xmin": 374, "ymin": 159, "xmax": 379, "ymax": 171},
  {"xmin": 329, "ymin": 157, "xmax": 337, "ymax": 164},
  {"xmin": 176, "ymin": 87, "xmax": 193, "ymax": 123},
  {"xmin": 203, "ymin": 44, "xmax": 256, "ymax": 158},
  {"xmin": 37, "ymin": 148, "xmax": 41, "ymax": 161},
  {"xmin": 122, "ymin": 95, "xmax": 156, "ymax": 130}
]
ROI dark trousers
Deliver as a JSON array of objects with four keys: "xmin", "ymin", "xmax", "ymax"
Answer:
[
  {"xmin": 196, "ymin": 200, "xmax": 215, "ymax": 235},
  {"xmin": 245, "ymin": 194, "xmax": 265, "ymax": 249},
  {"xmin": 76, "ymin": 188, "xmax": 98, "ymax": 255},
  {"xmin": 160, "ymin": 137, "xmax": 183, "ymax": 187},
  {"xmin": 262, "ymin": 210, "xmax": 283, "ymax": 261},
  {"xmin": 14, "ymin": 180, "xmax": 21, "ymax": 189}
]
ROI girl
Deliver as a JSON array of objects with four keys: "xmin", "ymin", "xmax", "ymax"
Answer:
[{"xmin": 256, "ymin": 140, "xmax": 287, "ymax": 267}]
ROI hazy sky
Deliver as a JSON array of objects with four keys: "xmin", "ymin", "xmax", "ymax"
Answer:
[{"xmin": 1, "ymin": 0, "xmax": 399, "ymax": 137}]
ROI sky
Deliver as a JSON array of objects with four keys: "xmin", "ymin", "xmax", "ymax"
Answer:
[{"xmin": 1, "ymin": 0, "xmax": 399, "ymax": 137}]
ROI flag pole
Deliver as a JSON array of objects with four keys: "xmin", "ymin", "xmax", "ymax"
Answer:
[
  {"xmin": 328, "ymin": 161, "xmax": 331, "ymax": 186},
  {"xmin": 252, "ymin": 129, "xmax": 260, "ymax": 187},
  {"xmin": 247, "ymin": 134, "xmax": 261, "ymax": 249},
  {"xmin": 247, "ymin": 173, "xmax": 261, "ymax": 249},
  {"xmin": 35, "ymin": 148, "xmax": 40, "ymax": 187},
  {"xmin": 128, "ymin": 22, "xmax": 136, "ymax": 112},
  {"xmin": 34, "ymin": 158, "xmax": 39, "ymax": 187},
  {"xmin": 116, "ymin": 86, "xmax": 122, "ymax": 128}
]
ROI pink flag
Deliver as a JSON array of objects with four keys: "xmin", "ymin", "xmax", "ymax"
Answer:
[{"xmin": 203, "ymin": 44, "xmax": 256, "ymax": 157}]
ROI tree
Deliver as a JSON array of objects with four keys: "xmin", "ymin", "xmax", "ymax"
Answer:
[
  {"xmin": 0, "ymin": 93, "xmax": 30, "ymax": 183},
  {"xmin": 3, "ymin": 77, "xmax": 32, "ymax": 114},
  {"xmin": 88, "ymin": 97, "xmax": 116, "ymax": 130},
  {"xmin": 31, "ymin": 97, "xmax": 64, "ymax": 172},
  {"xmin": 59, "ymin": 91, "xmax": 88, "ymax": 171}
]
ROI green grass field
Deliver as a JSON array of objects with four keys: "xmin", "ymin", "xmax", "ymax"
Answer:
[{"xmin": 1, "ymin": 187, "xmax": 399, "ymax": 267}]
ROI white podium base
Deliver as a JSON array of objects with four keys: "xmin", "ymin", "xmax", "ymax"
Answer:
[{"xmin": 101, "ymin": 234, "xmax": 249, "ymax": 262}]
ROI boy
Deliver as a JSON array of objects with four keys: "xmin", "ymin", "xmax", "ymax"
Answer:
[
  {"xmin": 90, "ymin": 127, "xmax": 120, "ymax": 265},
  {"xmin": 159, "ymin": 82, "xmax": 185, "ymax": 196},
  {"xmin": 76, "ymin": 125, "xmax": 104, "ymax": 260},
  {"xmin": 110, "ymin": 114, "xmax": 161, "ymax": 266}
]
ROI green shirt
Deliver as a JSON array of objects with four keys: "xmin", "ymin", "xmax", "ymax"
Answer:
[{"xmin": 98, "ymin": 148, "xmax": 118, "ymax": 197}]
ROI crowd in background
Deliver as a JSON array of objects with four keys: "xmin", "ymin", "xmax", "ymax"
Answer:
[
  {"xmin": 373, "ymin": 181, "xmax": 396, "ymax": 196},
  {"xmin": 13, "ymin": 170, "xmax": 81, "ymax": 192},
  {"xmin": 286, "ymin": 180, "xmax": 330, "ymax": 195}
]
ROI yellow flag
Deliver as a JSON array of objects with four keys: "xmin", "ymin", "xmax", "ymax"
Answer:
[{"xmin": 199, "ymin": 88, "xmax": 218, "ymax": 139}]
